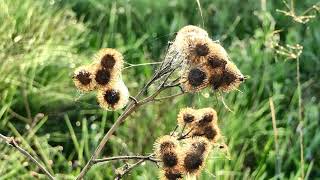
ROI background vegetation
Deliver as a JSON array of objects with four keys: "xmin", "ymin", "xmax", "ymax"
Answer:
[{"xmin": 0, "ymin": 0, "xmax": 319, "ymax": 179}]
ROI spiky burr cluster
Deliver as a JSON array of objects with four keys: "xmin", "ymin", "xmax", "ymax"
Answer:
[
  {"xmin": 169, "ymin": 25, "xmax": 245, "ymax": 93},
  {"xmin": 154, "ymin": 107, "xmax": 222, "ymax": 179},
  {"xmin": 73, "ymin": 48, "xmax": 129, "ymax": 110}
]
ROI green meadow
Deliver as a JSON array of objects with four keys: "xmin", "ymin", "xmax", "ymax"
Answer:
[{"xmin": 0, "ymin": 0, "xmax": 319, "ymax": 179}]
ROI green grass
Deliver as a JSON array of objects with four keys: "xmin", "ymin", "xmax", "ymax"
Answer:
[{"xmin": 0, "ymin": 0, "xmax": 319, "ymax": 179}]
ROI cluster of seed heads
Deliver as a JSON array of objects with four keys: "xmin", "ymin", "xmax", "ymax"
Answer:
[
  {"xmin": 73, "ymin": 48, "xmax": 129, "ymax": 110},
  {"xmin": 154, "ymin": 107, "xmax": 222, "ymax": 179},
  {"xmin": 169, "ymin": 25, "xmax": 245, "ymax": 93}
]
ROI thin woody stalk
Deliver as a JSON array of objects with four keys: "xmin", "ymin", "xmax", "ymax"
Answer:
[{"xmin": 0, "ymin": 134, "xmax": 55, "ymax": 180}]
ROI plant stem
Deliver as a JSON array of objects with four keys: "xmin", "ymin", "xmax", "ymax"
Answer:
[
  {"xmin": 0, "ymin": 133, "xmax": 55, "ymax": 180},
  {"xmin": 93, "ymin": 155, "xmax": 159, "ymax": 164}
]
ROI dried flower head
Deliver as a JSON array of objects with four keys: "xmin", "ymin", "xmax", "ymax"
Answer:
[
  {"xmin": 210, "ymin": 61, "xmax": 244, "ymax": 92},
  {"xmin": 176, "ymin": 25, "xmax": 208, "ymax": 38},
  {"xmin": 181, "ymin": 137, "xmax": 212, "ymax": 175},
  {"xmin": 187, "ymin": 137, "xmax": 211, "ymax": 155},
  {"xmin": 182, "ymin": 36, "xmax": 213, "ymax": 64},
  {"xmin": 97, "ymin": 80, "xmax": 129, "ymax": 110},
  {"xmin": 160, "ymin": 167, "xmax": 184, "ymax": 180},
  {"xmin": 161, "ymin": 151, "xmax": 180, "ymax": 168},
  {"xmin": 196, "ymin": 108, "xmax": 218, "ymax": 126},
  {"xmin": 182, "ymin": 148, "xmax": 205, "ymax": 175},
  {"xmin": 154, "ymin": 135, "xmax": 179, "ymax": 156},
  {"xmin": 177, "ymin": 108, "xmax": 197, "ymax": 128},
  {"xmin": 73, "ymin": 65, "xmax": 96, "ymax": 91},
  {"xmin": 205, "ymin": 42, "xmax": 229, "ymax": 71},
  {"xmin": 93, "ymin": 48, "xmax": 124, "ymax": 72},
  {"xmin": 192, "ymin": 124, "xmax": 220, "ymax": 143},
  {"xmin": 180, "ymin": 66, "xmax": 210, "ymax": 92},
  {"xmin": 93, "ymin": 66, "xmax": 115, "ymax": 88}
]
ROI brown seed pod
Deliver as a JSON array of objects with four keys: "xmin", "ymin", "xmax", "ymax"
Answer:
[
  {"xmin": 173, "ymin": 25, "xmax": 209, "ymax": 53},
  {"xmin": 97, "ymin": 80, "xmax": 129, "ymax": 110},
  {"xmin": 182, "ymin": 148, "xmax": 205, "ymax": 175},
  {"xmin": 154, "ymin": 135, "xmax": 179, "ymax": 157},
  {"xmin": 205, "ymin": 42, "xmax": 229, "ymax": 71},
  {"xmin": 177, "ymin": 108, "xmax": 198, "ymax": 129},
  {"xmin": 93, "ymin": 48, "xmax": 124, "ymax": 73},
  {"xmin": 210, "ymin": 61, "xmax": 244, "ymax": 92},
  {"xmin": 160, "ymin": 167, "xmax": 184, "ymax": 180},
  {"xmin": 72, "ymin": 65, "xmax": 96, "ymax": 91},
  {"xmin": 196, "ymin": 108, "xmax": 218, "ymax": 127},
  {"xmin": 181, "ymin": 36, "xmax": 213, "ymax": 64},
  {"xmin": 181, "ymin": 137, "xmax": 212, "ymax": 175},
  {"xmin": 188, "ymin": 137, "xmax": 211, "ymax": 156},
  {"xmin": 92, "ymin": 64, "xmax": 117, "ymax": 89},
  {"xmin": 161, "ymin": 151, "xmax": 180, "ymax": 168},
  {"xmin": 180, "ymin": 66, "xmax": 210, "ymax": 93},
  {"xmin": 176, "ymin": 25, "xmax": 208, "ymax": 38},
  {"xmin": 192, "ymin": 124, "xmax": 221, "ymax": 143}
]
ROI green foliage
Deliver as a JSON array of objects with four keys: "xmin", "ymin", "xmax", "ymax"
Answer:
[{"xmin": 0, "ymin": 0, "xmax": 319, "ymax": 179}]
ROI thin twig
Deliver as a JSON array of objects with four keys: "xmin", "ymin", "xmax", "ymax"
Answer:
[
  {"xmin": 93, "ymin": 155, "xmax": 159, "ymax": 164},
  {"xmin": 123, "ymin": 61, "xmax": 162, "ymax": 70},
  {"xmin": 177, "ymin": 127, "xmax": 194, "ymax": 140},
  {"xmin": 0, "ymin": 133, "xmax": 55, "ymax": 180},
  {"xmin": 154, "ymin": 92, "xmax": 185, "ymax": 102},
  {"xmin": 114, "ymin": 154, "xmax": 156, "ymax": 180}
]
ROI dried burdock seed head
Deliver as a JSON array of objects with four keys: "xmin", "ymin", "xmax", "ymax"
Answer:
[
  {"xmin": 182, "ymin": 150, "xmax": 205, "ymax": 175},
  {"xmin": 93, "ymin": 48, "xmax": 124, "ymax": 72},
  {"xmin": 97, "ymin": 80, "xmax": 129, "ymax": 110},
  {"xmin": 73, "ymin": 65, "xmax": 96, "ymax": 91},
  {"xmin": 180, "ymin": 66, "xmax": 209, "ymax": 93},
  {"xmin": 162, "ymin": 151, "xmax": 179, "ymax": 168},
  {"xmin": 154, "ymin": 135, "xmax": 179, "ymax": 157},
  {"xmin": 160, "ymin": 167, "xmax": 184, "ymax": 180},
  {"xmin": 191, "ymin": 120, "xmax": 221, "ymax": 144},
  {"xmin": 176, "ymin": 25, "xmax": 208, "ymax": 38},
  {"xmin": 203, "ymin": 125, "xmax": 219, "ymax": 142},
  {"xmin": 173, "ymin": 26, "xmax": 208, "ymax": 51},
  {"xmin": 209, "ymin": 73, "xmax": 224, "ymax": 90},
  {"xmin": 189, "ymin": 137, "xmax": 211, "ymax": 155},
  {"xmin": 206, "ymin": 42, "xmax": 229, "ymax": 70},
  {"xmin": 197, "ymin": 108, "xmax": 218, "ymax": 126},
  {"xmin": 94, "ymin": 67, "xmax": 113, "ymax": 88},
  {"xmin": 210, "ymin": 61, "xmax": 244, "ymax": 92},
  {"xmin": 183, "ymin": 36, "xmax": 213, "ymax": 64},
  {"xmin": 177, "ymin": 108, "xmax": 197, "ymax": 128},
  {"xmin": 196, "ymin": 124, "xmax": 220, "ymax": 143}
]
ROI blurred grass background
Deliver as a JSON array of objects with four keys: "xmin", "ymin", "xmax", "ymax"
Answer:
[{"xmin": 0, "ymin": 0, "xmax": 319, "ymax": 179}]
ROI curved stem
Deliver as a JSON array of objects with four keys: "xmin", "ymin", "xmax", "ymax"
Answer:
[{"xmin": 0, "ymin": 134, "xmax": 55, "ymax": 180}]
